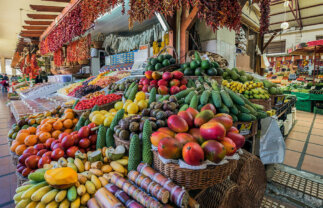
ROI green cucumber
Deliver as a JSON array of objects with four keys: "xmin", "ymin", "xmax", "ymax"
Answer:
[
  {"xmin": 220, "ymin": 89, "xmax": 233, "ymax": 108},
  {"xmin": 211, "ymin": 90, "xmax": 222, "ymax": 108},
  {"xmin": 179, "ymin": 104, "xmax": 189, "ymax": 112},
  {"xmin": 225, "ymin": 88, "xmax": 245, "ymax": 105}
]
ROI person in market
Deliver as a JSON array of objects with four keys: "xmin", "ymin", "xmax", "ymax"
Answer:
[
  {"xmin": 40, "ymin": 69, "xmax": 48, "ymax": 83},
  {"xmin": 1, "ymin": 75, "xmax": 9, "ymax": 93}
]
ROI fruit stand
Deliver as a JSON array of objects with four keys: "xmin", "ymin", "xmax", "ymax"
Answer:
[{"xmin": 3, "ymin": 1, "xmax": 280, "ymax": 208}]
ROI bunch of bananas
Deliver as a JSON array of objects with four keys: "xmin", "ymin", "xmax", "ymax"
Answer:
[{"xmin": 222, "ymin": 80, "xmax": 264, "ymax": 94}]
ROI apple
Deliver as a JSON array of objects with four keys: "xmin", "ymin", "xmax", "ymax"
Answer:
[
  {"xmin": 79, "ymin": 148, "xmax": 85, "ymax": 153},
  {"xmin": 38, "ymin": 156, "xmax": 51, "ymax": 168},
  {"xmin": 58, "ymin": 132, "xmax": 69, "ymax": 143},
  {"xmin": 23, "ymin": 147, "xmax": 37, "ymax": 155},
  {"xmin": 170, "ymin": 79, "xmax": 181, "ymax": 87},
  {"xmin": 66, "ymin": 146, "xmax": 79, "ymax": 158},
  {"xmin": 25, "ymin": 155, "xmax": 41, "ymax": 169},
  {"xmin": 88, "ymin": 123, "xmax": 96, "ymax": 134},
  {"xmin": 145, "ymin": 71, "xmax": 153, "ymax": 80},
  {"xmin": 78, "ymin": 126, "xmax": 90, "ymax": 139},
  {"xmin": 36, "ymin": 149, "xmax": 48, "ymax": 157},
  {"xmin": 42, "ymin": 151, "xmax": 52, "ymax": 158},
  {"xmin": 170, "ymin": 86, "xmax": 180, "ymax": 95},
  {"xmin": 162, "ymin": 72, "xmax": 173, "ymax": 81},
  {"xmin": 52, "ymin": 143, "xmax": 63, "ymax": 150},
  {"xmin": 51, "ymin": 148, "xmax": 64, "ymax": 161},
  {"xmin": 62, "ymin": 135, "xmax": 75, "ymax": 149},
  {"xmin": 45, "ymin": 138, "xmax": 55, "ymax": 149},
  {"xmin": 72, "ymin": 134, "xmax": 79, "ymax": 146},
  {"xmin": 89, "ymin": 134, "xmax": 97, "ymax": 144},
  {"xmin": 22, "ymin": 168, "xmax": 32, "ymax": 177},
  {"xmin": 78, "ymin": 138, "xmax": 91, "ymax": 148},
  {"xmin": 158, "ymin": 79, "xmax": 168, "ymax": 86},
  {"xmin": 18, "ymin": 153, "xmax": 32, "ymax": 164},
  {"xmin": 34, "ymin": 144, "xmax": 46, "ymax": 151}
]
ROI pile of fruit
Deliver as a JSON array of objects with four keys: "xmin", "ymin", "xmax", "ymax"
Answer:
[
  {"xmin": 263, "ymin": 80, "xmax": 283, "ymax": 95},
  {"xmin": 74, "ymin": 94, "xmax": 122, "ymax": 110},
  {"xmin": 222, "ymin": 68, "xmax": 254, "ymax": 83},
  {"xmin": 14, "ymin": 146, "xmax": 128, "ymax": 208},
  {"xmin": 58, "ymin": 82, "xmax": 83, "ymax": 96},
  {"xmin": 83, "ymin": 91, "xmax": 105, "ymax": 99},
  {"xmin": 179, "ymin": 59, "xmax": 221, "ymax": 76},
  {"xmin": 242, "ymin": 88, "xmax": 270, "ymax": 99},
  {"xmin": 140, "ymin": 70, "xmax": 187, "ymax": 95},
  {"xmin": 153, "ymin": 107, "xmax": 245, "ymax": 165},
  {"xmin": 145, "ymin": 54, "xmax": 176, "ymax": 71},
  {"xmin": 74, "ymin": 85, "xmax": 103, "ymax": 98},
  {"xmin": 106, "ymin": 79, "xmax": 136, "ymax": 92}
]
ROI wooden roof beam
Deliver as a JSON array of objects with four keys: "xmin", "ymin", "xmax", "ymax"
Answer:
[
  {"xmin": 23, "ymin": 26, "xmax": 47, "ymax": 30},
  {"xmin": 25, "ymin": 20, "xmax": 52, "ymax": 25},
  {"xmin": 27, "ymin": 14, "xmax": 58, "ymax": 19},
  {"xmin": 296, "ymin": 0, "xmax": 303, "ymax": 29},
  {"xmin": 20, "ymin": 34, "xmax": 41, "ymax": 37},
  {"xmin": 21, "ymin": 31, "xmax": 44, "ymax": 34},
  {"xmin": 270, "ymin": 14, "xmax": 323, "ymax": 25},
  {"xmin": 30, "ymin": 5, "xmax": 64, "ymax": 12},
  {"xmin": 288, "ymin": 0, "xmax": 302, "ymax": 29},
  {"xmin": 271, "ymin": 0, "xmax": 291, "ymax": 6},
  {"xmin": 270, "ymin": 3, "xmax": 323, "ymax": 16},
  {"xmin": 42, "ymin": 0, "xmax": 70, "ymax": 2}
]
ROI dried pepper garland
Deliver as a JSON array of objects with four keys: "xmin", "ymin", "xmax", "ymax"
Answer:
[
  {"xmin": 259, "ymin": 0, "xmax": 270, "ymax": 35},
  {"xmin": 53, "ymin": 49, "xmax": 64, "ymax": 67}
]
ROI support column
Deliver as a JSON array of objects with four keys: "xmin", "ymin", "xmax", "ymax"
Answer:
[
  {"xmin": 1, "ymin": 57, "xmax": 5, "ymax": 74},
  {"xmin": 12, "ymin": 68, "xmax": 17, "ymax": 75}
]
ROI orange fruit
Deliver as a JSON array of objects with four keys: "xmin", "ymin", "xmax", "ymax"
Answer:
[
  {"xmin": 27, "ymin": 127, "xmax": 37, "ymax": 134},
  {"xmin": 72, "ymin": 118, "xmax": 78, "ymax": 125},
  {"xmin": 15, "ymin": 144, "xmax": 27, "ymax": 156},
  {"xmin": 16, "ymin": 133, "xmax": 29, "ymax": 144},
  {"xmin": 40, "ymin": 123, "xmax": 52, "ymax": 132},
  {"xmin": 46, "ymin": 119, "xmax": 57, "ymax": 124},
  {"xmin": 63, "ymin": 119, "xmax": 73, "ymax": 129},
  {"xmin": 64, "ymin": 129, "xmax": 73, "ymax": 134},
  {"xmin": 41, "ymin": 118, "xmax": 49, "ymax": 125},
  {"xmin": 53, "ymin": 120, "xmax": 63, "ymax": 130},
  {"xmin": 18, "ymin": 129, "xmax": 30, "ymax": 135},
  {"xmin": 39, "ymin": 132, "xmax": 51, "ymax": 143},
  {"xmin": 25, "ymin": 135, "xmax": 38, "ymax": 146},
  {"xmin": 36, "ymin": 130, "xmax": 43, "ymax": 137},
  {"xmin": 10, "ymin": 141, "xmax": 20, "ymax": 152},
  {"xmin": 63, "ymin": 112, "xmax": 74, "ymax": 120},
  {"xmin": 52, "ymin": 130, "xmax": 62, "ymax": 139},
  {"xmin": 64, "ymin": 109, "xmax": 74, "ymax": 114}
]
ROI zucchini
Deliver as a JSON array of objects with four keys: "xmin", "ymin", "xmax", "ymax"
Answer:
[
  {"xmin": 175, "ymin": 89, "xmax": 192, "ymax": 100},
  {"xmin": 185, "ymin": 91, "xmax": 196, "ymax": 104},
  {"xmin": 189, "ymin": 95, "xmax": 198, "ymax": 109},
  {"xmin": 229, "ymin": 104, "xmax": 239, "ymax": 115},
  {"xmin": 72, "ymin": 99, "xmax": 79, "ymax": 109}
]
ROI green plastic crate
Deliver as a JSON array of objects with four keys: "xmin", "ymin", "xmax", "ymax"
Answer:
[
  {"xmin": 314, "ymin": 106, "xmax": 323, "ymax": 115},
  {"xmin": 296, "ymin": 100, "xmax": 312, "ymax": 112}
]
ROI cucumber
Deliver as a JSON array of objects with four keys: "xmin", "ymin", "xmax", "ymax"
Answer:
[
  {"xmin": 231, "ymin": 114, "xmax": 238, "ymax": 122},
  {"xmin": 257, "ymin": 111, "xmax": 268, "ymax": 119},
  {"xmin": 211, "ymin": 90, "xmax": 222, "ymax": 108},
  {"xmin": 74, "ymin": 115, "xmax": 86, "ymax": 131},
  {"xmin": 159, "ymin": 95, "xmax": 170, "ymax": 102},
  {"xmin": 175, "ymin": 89, "xmax": 192, "ymax": 100},
  {"xmin": 200, "ymin": 90, "xmax": 211, "ymax": 105},
  {"xmin": 72, "ymin": 99, "xmax": 79, "ymax": 109},
  {"xmin": 252, "ymin": 103, "xmax": 265, "ymax": 111},
  {"xmin": 218, "ymin": 104, "xmax": 230, "ymax": 114},
  {"xmin": 189, "ymin": 95, "xmax": 198, "ymax": 109},
  {"xmin": 185, "ymin": 91, "xmax": 196, "ymax": 104},
  {"xmin": 148, "ymin": 87, "xmax": 156, "ymax": 105},
  {"xmin": 220, "ymin": 89, "xmax": 233, "ymax": 108},
  {"xmin": 237, "ymin": 113, "xmax": 253, "ymax": 122},
  {"xmin": 91, "ymin": 105, "xmax": 99, "ymax": 112},
  {"xmin": 229, "ymin": 104, "xmax": 239, "ymax": 115},
  {"xmin": 225, "ymin": 88, "xmax": 245, "ymax": 105},
  {"xmin": 178, "ymin": 98, "xmax": 185, "ymax": 105},
  {"xmin": 245, "ymin": 104, "xmax": 257, "ymax": 115},
  {"xmin": 128, "ymin": 84, "xmax": 138, "ymax": 101},
  {"xmin": 237, "ymin": 105, "xmax": 250, "ymax": 114},
  {"xmin": 239, "ymin": 94, "xmax": 254, "ymax": 106},
  {"xmin": 125, "ymin": 82, "xmax": 136, "ymax": 99},
  {"xmin": 250, "ymin": 114, "xmax": 257, "ymax": 121}
]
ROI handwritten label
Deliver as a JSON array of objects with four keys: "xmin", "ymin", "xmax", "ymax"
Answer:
[
  {"xmin": 238, "ymin": 123, "xmax": 252, "ymax": 135},
  {"xmin": 276, "ymin": 96, "xmax": 285, "ymax": 105}
]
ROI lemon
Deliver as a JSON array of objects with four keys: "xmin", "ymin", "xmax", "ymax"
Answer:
[
  {"xmin": 127, "ymin": 103, "xmax": 139, "ymax": 114},
  {"xmin": 89, "ymin": 111, "xmax": 100, "ymax": 121},
  {"xmin": 92, "ymin": 114, "xmax": 105, "ymax": 125},
  {"xmin": 109, "ymin": 108, "xmax": 117, "ymax": 113},
  {"xmin": 103, "ymin": 115, "xmax": 114, "ymax": 127},
  {"xmin": 100, "ymin": 110, "xmax": 109, "ymax": 114},
  {"xmin": 135, "ymin": 91, "xmax": 146, "ymax": 101},
  {"xmin": 114, "ymin": 101, "xmax": 123, "ymax": 110},
  {"xmin": 137, "ymin": 100, "xmax": 148, "ymax": 111},
  {"xmin": 104, "ymin": 112, "xmax": 111, "ymax": 117},
  {"xmin": 125, "ymin": 100, "xmax": 133, "ymax": 104},
  {"xmin": 123, "ymin": 102, "xmax": 131, "ymax": 112}
]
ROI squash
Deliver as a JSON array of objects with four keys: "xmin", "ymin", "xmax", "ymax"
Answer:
[{"xmin": 44, "ymin": 167, "xmax": 78, "ymax": 189}]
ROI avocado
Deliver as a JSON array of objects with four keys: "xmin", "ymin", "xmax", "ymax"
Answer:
[
  {"xmin": 184, "ymin": 67, "xmax": 194, "ymax": 76},
  {"xmin": 165, "ymin": 54, "xmax": 172, "ymax": 59},
  {"xmin": 162, "ymin": 59, "xmax": 170, "ymax": 67},
  {"xmin": 155, "ymin": 63, "xmax": 163, "ymax": 70},
  {"xmin": 207, "ymin": 68, "xmax": 217, "ymax": 76},
  {"xmin": 195, "ymin": 67, "xmax": 203, "ymax": 76},
  {"xmin": 182, "ymin": 62, "xmax": 190, "ymax": 68},
  {"xmin": 150, "ymin": 58, "xmax": 158, "ymax": 65},
  {"xmin": 22, "ymin": 125, "xmax": 30, "ymax": 129},
  {"xmin": 201, "ymin": 60, "xmax": 210, "ymax": 70},
  {"xmin": 147, "ymin": 65, "xmax": 155, "ymax": 71},
  {"xmin": 212, "ymin": 62, "xmax": 220, "ymax": 69},
  {"xmin": 190, "ymin": 60, "xmax": 199, "ymax": 70},
  {"xmin": 157, "ymin": 55, "xmax": 165, "ymax": 62},
  {"xmin": 217, "ymin": 68, "xmax": 223, "ymax": 76},
  {"xmin": 169, "ymin": 58, "xmax": 176, "ymax": 64}
]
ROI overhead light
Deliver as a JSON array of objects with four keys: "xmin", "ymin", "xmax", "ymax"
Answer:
[
  {"xmin": 281, "ymin": 22, "xmax": 289, "ymax": 30},
  {"xmin": 155, "ymin": 12, "xmax": 170, "ymax": 32},
  {"xmin": 283, "ymin": 1, "xmax": 289, "ymax": 7}
]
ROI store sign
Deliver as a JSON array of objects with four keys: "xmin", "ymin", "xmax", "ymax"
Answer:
[{"xmin": 237, "ymin": 123, "xmax": 253, "ymax": 135}]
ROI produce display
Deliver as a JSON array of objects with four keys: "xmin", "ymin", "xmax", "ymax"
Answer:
[
  {"xmin": 145, "ymin": 54, "xmax": 176, "ymax": 71},
  {"xmin": 179, "ymin": 57, "xmax": 221, "ymax": 77},
  {"xmin": 18, "ymin": 83, "xmax": 64, "ymax": 99}
]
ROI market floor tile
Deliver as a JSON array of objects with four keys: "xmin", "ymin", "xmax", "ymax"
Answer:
[
  {"xmin": 306, "ymin": 143, "xmax": 323, "ymax": 158},
  {"xmin": 287, "ymin": 132, "xmax": 308, "ymax": 141},
  {"xmin": 309, "ymin": 135, "xmax": 323, "ymax": 145},
  {"xmin": 301, "ymin": 155, "xmax": 323, "ymax": 175},
  {"xmin": 283, "ymin": 150, "xmax": 301, "ymax": 168},
  {"xmin": 295, "ymin": 121, "xmax": 312, "ymax": 127},
  {"xmin": 291, "ymin": 126, "xmax": 310, "ymax": 133},
  {"xmin": 311, "ymin": 128, "xmax": 323, "ymax": 136},
  {"xmin": 285, "ymin": 139, "xmax": 305, "ymax": 152}
]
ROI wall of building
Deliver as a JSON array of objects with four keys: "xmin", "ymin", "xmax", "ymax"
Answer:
[{"xmin": 264, "ymin": 24, "xmax": 323, "ymax": 55}]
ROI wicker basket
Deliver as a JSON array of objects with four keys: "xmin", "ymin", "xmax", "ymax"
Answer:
[
  {"xmin": 152, "ymin": 151, "xmax": 237, "ymax": 190},
  {"xmin": 114, "ymin": 134, "xmax": 130, "ymax": 151},
  {"xmin": 16, "ymin": 172, "xmax": 29, "ymax": 187},
  {"xmin": 195, "ymin": 179, "xmax": 240, "ymax": 208},
  {"xmin": 186, "ymin": 50, "xmax": 229, "ymax": 69},
  {"xmin": 233, "ymin": 120, "xmax": 258, "ymax": 138},
  {"xmin": 249, "ymin": 98, "xmax": 272, "ymax": 111},
  {"xmin": 231, "ymin": 150, "xmax": 266, "ymax": 208},
  {"xmin": 270, "ymin": 95, "xmax": 285, "ymax": 107},
  {"xmin": 10, "ymin": 151, "xmax": 19, "ymax": 166},
  {"xmin": 60, "ymin": 65, "xmax": 82, "ymax": 75},
  {"xmin": 157, "ymin": 46, "xmax": 179, "ymax": 72}
]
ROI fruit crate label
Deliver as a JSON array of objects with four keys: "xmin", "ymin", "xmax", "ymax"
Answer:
[
  {"xmin": 237, "ymin": 123, "xmax": 252, "ymax": 135},
  {"xmin": 275, "ymin": 96, "xmax": 285, "ymax": 105}
]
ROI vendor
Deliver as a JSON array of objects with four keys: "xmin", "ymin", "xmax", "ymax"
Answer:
[{"xmin": 40, "ymin": 70, "xmax": 48, "ymax": 83}]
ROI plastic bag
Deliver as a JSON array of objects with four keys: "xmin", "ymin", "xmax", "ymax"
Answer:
[{"xmin": 259, "ymin": 117, "xmax": 285, "ymax": 164}]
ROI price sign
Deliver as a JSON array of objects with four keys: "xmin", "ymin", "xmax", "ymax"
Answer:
[
  {"xmin": 276, "ymin": 96, "xmax": 285, "ymax": 105},
  {"xmin": 238, "ymin": 123, "xmax": 252, "ymax": 135}
]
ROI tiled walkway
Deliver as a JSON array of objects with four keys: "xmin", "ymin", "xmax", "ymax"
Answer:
[
  {"xmin": 0, "ymin": 92, "xmax": 16, "ymax": 208},
  {"xmin": 284, "ymin": 111, "xmax": 323, "ymax": 176}
]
